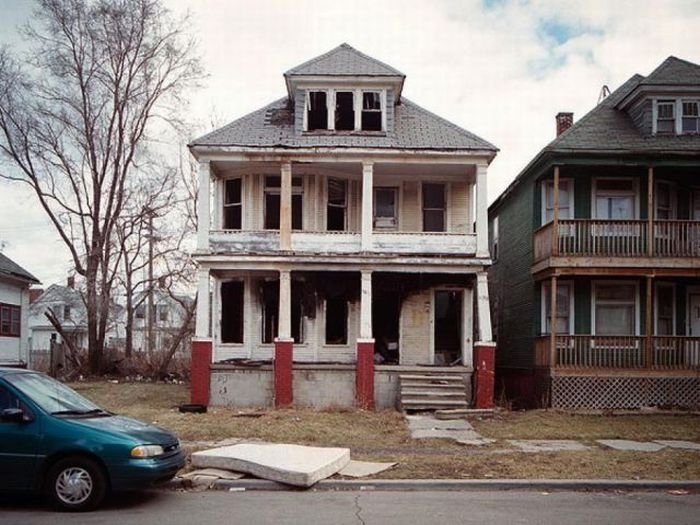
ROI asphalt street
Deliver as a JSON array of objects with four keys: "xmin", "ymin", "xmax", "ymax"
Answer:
[{"xmin": 1, "ymin": 489, "xmax": 699, "ymax": 524}]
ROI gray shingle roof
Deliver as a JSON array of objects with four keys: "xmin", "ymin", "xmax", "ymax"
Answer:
[
  {"xmin": 285, "ymin": 43, "xmax": 404, "ymax": 77},
  {"xmin": 0, "ymin": 253, "xmax": 39, "ymax": 284},
  {"xmin": 640, "ymin": 56, "xmax": 700, "ymax": 85},
  {"xmin": 191, "ymin": 97, "xmax": 497, "ymax": 152}
]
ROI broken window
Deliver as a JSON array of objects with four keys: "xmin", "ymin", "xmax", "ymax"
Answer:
[
  {"xmin": 325, "ymin": 297, "xmax": 347, "ymax": 345},
  {"xmin": 264, "ymin": 176, "xmax": 303, "ymax": 230},
  {"xmin": 261, "ymin": 280, "xmax": 304, "ymax": 343},
  {"xmin": 327, "ymin": 178, "xmax": 347, "ymax": 231},
  {"xmin": 223, "ymin": 178, "xmax": 242, "ymax": 229},
  {"xmin": 306, "ymin": 91, "xmax": 328, "ymax": 131},
  {"xmin": 374, "ymin": 187, "xmax": 398, "ymax": 229},
  {"xmin": 361, "ymin": 92, "xmax": 382, "ymax": 131},
  {"xmin": 221, "ymin": 281, "xmax": 244, "ymax": 344},
  {"xmin": 422, "ymin": 183, "xmax": 446, "ymax": 232},
  {"xmin": 335, "ymin": 91, "xmax": 355, "ymax": 131}
]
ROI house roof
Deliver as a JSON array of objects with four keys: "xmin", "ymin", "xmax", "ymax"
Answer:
[
  {"xmin": 490, "ymin": 56, "xmax": 700, "ymax": 212},
  {"xmin": 0, "ymin": 253, "xmax": 40, "ymax": 285},
  {"xmin": 191, "ymin": 97, "xmax": 498, "ymax": 152},
  {"xmin": 284, "ymin": 43, "xmax": 404, "ymax": 77}
]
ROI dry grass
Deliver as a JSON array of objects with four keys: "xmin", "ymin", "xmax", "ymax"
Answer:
[{"xmin": 69, "ymin": 381, "xmax": 700, "ymax": 480}]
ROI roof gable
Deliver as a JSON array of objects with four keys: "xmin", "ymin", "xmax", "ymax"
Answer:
[
  {"xmin": 0, "ymin": 253, "xmax": 40, "ymax": 284},
  {"xmin": 285, "ymin": 43, "xmax": 404, "ymax": 77},
  {"xmin": 641, "ymin": 56, "xmax": 700, "ymax": 86}
]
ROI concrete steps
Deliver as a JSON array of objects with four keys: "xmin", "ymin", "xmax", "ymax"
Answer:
[{"xmin": 398, "ymin": 372, "xmax": 469, "ymax": 413}]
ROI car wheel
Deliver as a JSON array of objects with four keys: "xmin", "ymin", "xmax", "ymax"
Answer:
[{"xmin": 45, "ymin": 456, "xmax": 108, "ymax": 512}]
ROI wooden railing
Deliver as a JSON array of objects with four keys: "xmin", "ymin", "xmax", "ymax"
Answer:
[
  {"xmin": 536, "ymin": 334, "xmax": 700, "ymax": 370},
  {"xmin": 533, "ymin": 220, "xmax": 700, "ymax": 259}
]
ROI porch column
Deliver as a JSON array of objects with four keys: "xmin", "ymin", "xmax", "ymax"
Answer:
[
  {"xmin": 195, "ymin": 268, "xmax": 211, "ymax": 338},
  {"xmin": 647, "ymin": 166, "xmax": 654, "ymax": 256},
  {"xmin": 549, "ymin": 275, "xmax": 557, "ymax": 368},
  {"xmin": 280, "ymin": 161, "xmax": 292, "ymax": 250},
  {"xmin": 356, "ymin": 270, "xmax": 375, "ymax": 409},
  {"xmin": 645, "ymin": 276, "xmax": 653, "ymax": 368},
  {"xmin": 361, "ymin": 162, "xmax": 374, "ymax": 251},
  {"xmin": 192, "ymin": 267, "xmax": 212, "ymax": 405},
  {"xmin": 473, "ymin": 272, "xmax": 495, "ymax": 409},
  {"xmin": 552, "ymin": 166, "xmax": 560, "ymax": 256},
  {"xmin": 475, "ymin": 162, "xmax": 489, "ymax": 257},
  {"xmin": 274, "ymin": 269, "xmax": 293, "ymax": 407},
  {"xmin": 197, "ymin": 160, "xmax": 211, "ymax": 251},
  {"xmin": 475, "ymin": 272, "xmax": 492, "ymax": 342}
]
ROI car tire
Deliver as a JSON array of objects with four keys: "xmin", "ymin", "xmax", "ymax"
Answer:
[{"xmin": 44, "ymin": 456, "xmax": 108, "ymax": 512}]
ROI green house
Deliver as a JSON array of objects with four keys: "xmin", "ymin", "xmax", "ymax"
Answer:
[{"xmin": 489, "ymin": 56, "xmax": 700, "ymax": 409}]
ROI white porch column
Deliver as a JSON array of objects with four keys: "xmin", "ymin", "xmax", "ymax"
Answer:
[
  {"xmin": 280, "ymin": 161, "xmax": 292, "ymax": 250},
  {"xmin": 476, "ymin": 272, "xmax": 493, "ymax": 342},
  {"xmin": 195, "ymin": 268, "xmax": 211, "ymax": 338},
  {"xmin": 360, "ymin": 270, "xmax": 373, "ymax": 340},
  {"xmin": 475, "ymin": 162, "xmax": 489, "ymax": 257},
  {"xmin": 361, "ymin": 162, "xmax": 374, "ymax": 251},
  {"xmin": 197, "ymin": 160, "xmax": 212, "ymax": 251},
  {"xmin": 278, "ymin": 270, "xmax": 291, "ymax": 340}
]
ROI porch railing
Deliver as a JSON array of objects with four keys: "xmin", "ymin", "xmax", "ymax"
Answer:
[
  {"xmin": 534, "ymin": 220, "xmax": 700, "ymax": 260},
  {"xmin": 536, "ymin": 334, "xmax": 700, "ymax": 371}
]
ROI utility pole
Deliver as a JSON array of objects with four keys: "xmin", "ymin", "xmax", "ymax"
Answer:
[{"xmin": 147, "ymin": 210, "xmax": 155, "ymax": 356}]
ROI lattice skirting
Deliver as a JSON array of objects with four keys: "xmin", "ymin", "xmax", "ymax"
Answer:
[{"xmin": 550, "ymin": 375, "xmax": 700, "ymax": 409}]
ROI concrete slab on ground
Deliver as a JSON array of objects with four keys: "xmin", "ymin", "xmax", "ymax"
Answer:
[
  {"xmin": 406, "ymin": 415, "xmax": 493, "ymax": 445},
  {"xmin": 406, "ymin": 415, "xmax": 471, "ymax": 431},
  {"xmin": 596, "ymin": 440, "xmax": 666, "ymax": 452},
  {"xmin": 653, "ymin": 440, "xmax": 700, "ymax": 451},
  {"xmin": 191, "ymin": 443, "xmax": 350, "ymax": 487},
  {"xmin": 338, "ymin": 460, "xmax": 397, "ymax": 478},
  {"xmin": 508, "ymin": 440, "xmax": 592, "ymax": 453}
]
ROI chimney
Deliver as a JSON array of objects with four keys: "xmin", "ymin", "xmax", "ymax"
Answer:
[
  {"xmin": 556, "ymin": 112, "xmax": 574, "ymax": 136},
  {"xmin": 29, "ymin": 288, "xmax": 44, "ymax": 304},
  {"xmin": 67, "ymin": 275, "xmax": 75, "ymax": 289}
]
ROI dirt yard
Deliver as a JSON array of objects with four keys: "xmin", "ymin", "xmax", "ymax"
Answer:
[{"xmin": 70, "ymin": 380, "xmax": 700, "ymax": 480}]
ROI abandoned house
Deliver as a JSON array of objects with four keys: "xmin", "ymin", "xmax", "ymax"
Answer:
[
  {"xmin": 188, "ymin": 44, "xmax": 498, "ymax": 409},
  {"xmin": 489, "ymin": 56, "xmax": 700, "ymax": 409}
]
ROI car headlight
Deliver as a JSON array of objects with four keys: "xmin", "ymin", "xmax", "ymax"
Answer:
[{"xmin": 131, "ymin": 445, "xmax": 164, "ymax": 458}]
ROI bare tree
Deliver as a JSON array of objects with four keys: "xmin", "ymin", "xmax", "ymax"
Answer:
[{"xmin": 0, "ymin": 0, "xmax": 201, "ymax": 373}]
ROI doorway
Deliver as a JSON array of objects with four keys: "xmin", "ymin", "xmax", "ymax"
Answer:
[
  {"xmin": 373, "ymin": 291, "xmax": 400, "ymax": 364},
  {"xmin": 434, "ymin": 290, "xmax": 462, "ymax": 365}
]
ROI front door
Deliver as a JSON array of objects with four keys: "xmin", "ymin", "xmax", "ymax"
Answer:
[{"xmin": 434, "ymin": 290, "xmax": 462, "ymax": 365}]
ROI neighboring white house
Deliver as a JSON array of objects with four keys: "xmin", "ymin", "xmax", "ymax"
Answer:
[
  {"xmin": 129, "ymin": 289, "xmax": 194, "ymax": 356},
  {"xmin": 0, "ymin": 253, "xmax": 40, "ymax": 365}
]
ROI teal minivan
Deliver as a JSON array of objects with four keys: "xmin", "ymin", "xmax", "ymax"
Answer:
[{"xmin": 0, "ymin": 367, "xmax": 185, "ymax": 511}]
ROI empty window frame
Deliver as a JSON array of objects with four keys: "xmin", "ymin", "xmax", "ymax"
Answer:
[
  {"xmin": 542, "ymin": 178, "xmax": 573, "ymax": 224},
  {"xmin": 656, "ymin": 100, "xmax": 676, "ymax": 134},
  {"xmin": 264, "ymin": 176, "xmax": 303, "ymax": 230},
  {"xmin": 260, "ymin": 280, "xmax": 304, "ymax": 344},
  {"xmin": 306, "ymin": 91, "xmax": 328, "ymax": 131},
  {"xmin": 327, "ymin": 178, "xmax": 348, "ymax": 231},
  {"xmin": 221, "ymin": 281, "xmax": 244, "ymax": 344},
  {"xmin": 374, "ymin": 187, "xmax": 398, "ymax": 229},
  {"xmin": 542, "ymin": 282, "xmax": 573, "ymax": 334},
  {"xmin": 682, "ymin": 100, "xmax": 700, "ymax": 134},
  {"xmin": 223, "ymin": 178, "xmax": 242, "ymax": 229},
  {"xmin": 335, "ymin": 92, "xmax": 355, "ymax": 131},
  {"xmin": 0, "ymin": 303, "xmax": 20, "ymax": 337},
  {"xmin": 422, "ymin": 183, "xmax": 446, "ymax": 232},
  {"xmin": 593, "ymin": 282, "xmax": 638, "ymax": 336},
  {"xmin": 361, "ymin": 92, "xmax": 382, "ymax": 131},
  {"xmin": 325, "ymin": 297, "xmax": 348, "ymax": 344}
]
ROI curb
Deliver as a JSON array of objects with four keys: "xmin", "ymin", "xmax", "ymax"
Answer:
[{"xmin": 168, "ymin": 478, "xmax": 700, "ymax": 492}]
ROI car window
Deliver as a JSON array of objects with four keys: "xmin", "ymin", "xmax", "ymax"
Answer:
[
  {"xmin": 0, "ymin": 384, "xmax": 21, "ymax": 410},
  {"xmin": 4, "ymin": 372, "xmax": 100, "ymax": 415}
]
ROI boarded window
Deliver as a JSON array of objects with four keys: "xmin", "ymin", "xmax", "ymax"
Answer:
[
  {"xmin": 335, "ymin": 92, "xmax": 354, "ymax": 131},
  {"xmin": 325, "ymin": 297, "xmax": 347, "ymax": 344},
  {"xmin": 264, "ymin": 176, "xmax": 303, "ymax": 230},
  {"xmin": 307, "ymin": 91, "xmax": 328, "ymax": 131},
  {"xmin": 327, "ymin": 178, "xmax": 347, "ymax": 231},
  {"xmin": 221, "ymin": 281, "xmax": 244, "ymax": 344},
  {"xmin": 361, "ymin": 92, "xmax": 382, "ymax": 131},
  {"xmin": 422, "ymin": 183, "xmax": 446, "ymax": 232},
  {"xmin": 224, "ymin": 178, "xmax": 242, "ymax": 229}
]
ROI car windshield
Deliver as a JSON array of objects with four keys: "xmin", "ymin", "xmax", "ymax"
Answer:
[{"xmin": 4, "ymin": 372, "xmax": 104, "ymax": 415}]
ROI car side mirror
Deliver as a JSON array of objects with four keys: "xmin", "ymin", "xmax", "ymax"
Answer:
[{"xmin": 0, "ymin": 408, "xmax": 26, "ymax": 423}]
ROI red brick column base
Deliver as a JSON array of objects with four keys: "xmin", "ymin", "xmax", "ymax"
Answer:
[
  {"xmin": 356, "ymin": 340, "xmax": 375, "ymax": 410},
  {"xmin": 274, "ymin": 339, "xmax": 294, "ymax": 408},
  {"xmin": 191, "ymin": 339, "xmax": 212, "ymax": 405},
  {"xmin": 473, "ymin": 342, "xmax": 496, "ymax": 409}
]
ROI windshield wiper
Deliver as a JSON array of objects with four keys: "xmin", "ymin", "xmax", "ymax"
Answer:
[{"xmin": 51, "ymin": 408, "xmax": 110, "ymax": 417}]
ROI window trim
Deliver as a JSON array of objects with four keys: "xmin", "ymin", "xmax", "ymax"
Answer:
[
  {"xmin": 653, "ymin": 98, "xmax": 700, "ymax": 135},
  {"xmin": 591, "ymin": 281, "xmax": 640, "ymax": 336},
  {"xmin": 223, "ymin": 177, "xmax": 243, "ymax": 230},
  {"xmin": 0, "ymin": 302, "xmax": 21, "ymax": 338},
  {"xmin": 541, "ymin": 281, "xmax": 574, "ymax": 335},
  {"xmin": 421, "ymin": 182, "xmax": 447, "ymax": 232},
  {"xmin": 592, "ymin": 177, "xmax": 639, "ymax": 220},
  {"xmin": 681, "ymin": 99, "xmax": 700, "ymax": 134}
]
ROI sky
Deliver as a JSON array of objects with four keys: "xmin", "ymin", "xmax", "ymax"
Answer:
[{"xmin": 1, "ymin": 0, "xmax": 700, "ymax": 286}]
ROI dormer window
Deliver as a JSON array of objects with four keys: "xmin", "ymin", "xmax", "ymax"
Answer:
[
  {"xmin": 682, "ymin": 100, "xmax": 699, "ymax": 133},
  {"xmin": 362, "ymin": 92, "xmax": 382, "ymax": 131},
  {"xmin": 656, "ymin": 100, "xmax": 675, "ymax": 134},
  {"xmin": 307, "ymin": 91, "xmax": 328, "ymax": 130},
  {"xmin": 335, "ymin": 92, "xmax": 355, "ymax": 130}
]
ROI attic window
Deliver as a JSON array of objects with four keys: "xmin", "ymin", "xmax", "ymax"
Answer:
[
  {"xmin": 335, "ymin": 92, "xmax": 355, "ymax": 131},
  {"xmin": 361, "ymin": 92, "xmax": 382, "ymax": 131},
  {"xmin": 306, "ymin": 91, "xmax": 328, "ymax": 130},
  {"xmin": 682, "ymin": 101, "xmax": 699, "ymax": 134},
  {"xmin": 656, "ymin": 100, "xmax": 675, "ymax": 134}
]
